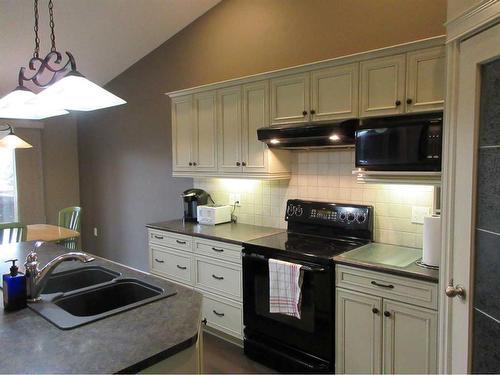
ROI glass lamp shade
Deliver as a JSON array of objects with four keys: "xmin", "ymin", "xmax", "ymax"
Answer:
[
  {"xmin": 0, "ymin": 87, "xmax": 68, "ymax": 120},
  {"xmin": 33, "ymin": 72, "xmax": 126, "ymax": 111},
  {"xmin": 0, "ymin": 134, "xmax": 33, "ymax": 149}
]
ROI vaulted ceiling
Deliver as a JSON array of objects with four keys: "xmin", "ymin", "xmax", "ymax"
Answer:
[{"xmin": 0, "ymin": 0, "xmax": 221, "ymax": 96}]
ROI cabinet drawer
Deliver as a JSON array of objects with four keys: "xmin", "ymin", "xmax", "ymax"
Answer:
[
  {"xmin": 335, "ymin": 265, "xmax": 438, "ymax": 310},
  {"xmin": 194, "ymin": 238, "xmax": 242, "ymax": 264},
  {"xmin": 195, "ymin": 256, "xmax": 242, "ymax": 301},
  {"xmin": 148, "ymin": 229, "xmax": 192, "ymax": 252},
  {"xmin": 202, "ymin": 293, "xmax": 242, "ymax": 338},
  {"xmin": 150, "ymin": 246, "xmax": 193, "ymax": 285}
]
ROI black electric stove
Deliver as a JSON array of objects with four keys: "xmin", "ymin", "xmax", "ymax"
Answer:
[{"xmin": 242, "ymin": 199, "xmax": 373, "ymax": 373}]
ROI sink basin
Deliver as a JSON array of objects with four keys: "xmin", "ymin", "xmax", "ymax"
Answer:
[
  {"xmin": 55, "ymin": 279, "xmax": 162, "ymax": 317},
  {"xmin": 42, "ymin": 266, "xmax": 120, "ymax": 294},
  {"xmin": 29, "ymin": 278, "xmax": 176, "ymax": 329}
]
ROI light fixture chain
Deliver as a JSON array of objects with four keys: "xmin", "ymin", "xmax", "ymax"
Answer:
[
  {"xmin": 33, "ymin": 0, "xmax": 40, "ymax": 58},
  {"xmin": 48, "ymin": 0, "xmax": 56, "ymax": 52}
]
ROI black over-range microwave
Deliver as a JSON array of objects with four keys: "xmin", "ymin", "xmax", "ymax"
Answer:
[{"xmin": 355, "ymin": 112, "xmax": 443, "ymax": 171}]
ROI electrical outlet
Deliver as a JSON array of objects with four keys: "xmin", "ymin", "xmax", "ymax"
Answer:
[
  {"xmin": 411, "ymin": 206, "xmax": 431, "ymax": 224},
  {"xmin": 229, "ymin": 193, "xmax": 241, "ymax": 206},
  {"xmin": 93, "ymin": 227, "xmax": 98, "ymax": 237}
]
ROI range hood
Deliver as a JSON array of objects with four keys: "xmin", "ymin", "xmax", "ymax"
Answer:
[{"xmin": 257, "ymin": 119, "xmax": 359, "ymax": 149}]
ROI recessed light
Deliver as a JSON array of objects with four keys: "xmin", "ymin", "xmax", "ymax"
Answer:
[
  {"xmin": 270, "ymin": 139, "xmax": 280, "ymax": 144},
  {"xmin": 329, "ymin": 134, "xmax": 340, "ymax": 141}
]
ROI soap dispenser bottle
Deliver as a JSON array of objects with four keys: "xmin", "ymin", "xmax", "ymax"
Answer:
[{"xmin": 3, "ymin": 259, "xmax": 27, "ymax": 311}]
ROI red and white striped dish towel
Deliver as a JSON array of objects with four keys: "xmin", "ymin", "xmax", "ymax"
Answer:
[{"xmin": 268, "ymin": 258, "xmax": 304, "ymax": 319}]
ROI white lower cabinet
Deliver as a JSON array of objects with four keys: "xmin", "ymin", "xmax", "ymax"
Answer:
[
  {"xmin": 148, "ymin": 229, "xmax": 243, "ymax": 340},
  {"xmin": 335, "ymin": 265, "xmax": 438, "ymax": 374}
]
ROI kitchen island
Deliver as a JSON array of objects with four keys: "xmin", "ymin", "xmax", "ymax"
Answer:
[{"xmin": 0, "ymin": 241, "xmax": 203, "ymax": 374}]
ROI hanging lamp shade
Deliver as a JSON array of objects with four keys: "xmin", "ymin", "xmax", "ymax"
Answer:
[
  {"xmin": 32, "ymin": 71, "xmax": 126, "ymax": 111},
  {"xmin": 0, "ymin": 125, "xmax": 33, "ymax": 149},
  {"xmin": 0, "ymin": 86, "xmax": 68, "ymax": 120}
]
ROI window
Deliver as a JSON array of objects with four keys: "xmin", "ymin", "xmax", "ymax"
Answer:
[{"xmin": 0, "ymin": 149, "xmax": 17, "ymax": 223}]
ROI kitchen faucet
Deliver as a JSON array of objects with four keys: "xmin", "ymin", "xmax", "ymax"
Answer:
[{"xmin": 24, "ymin": 241, "xmax": 95, "ymax": 302}]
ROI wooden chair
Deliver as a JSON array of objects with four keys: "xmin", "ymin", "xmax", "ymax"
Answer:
[
  {"xmin": 58, "ymin": 206, "xmax": 81, "ymax": 250},
  {"xmin": 0, "ymin": 222, "xmax": 27, "ymax": 245}
]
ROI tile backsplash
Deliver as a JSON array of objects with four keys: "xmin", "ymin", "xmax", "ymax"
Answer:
[{"xmin": 194, "ymin": 149, "xmax": 435, "ymax": 248}]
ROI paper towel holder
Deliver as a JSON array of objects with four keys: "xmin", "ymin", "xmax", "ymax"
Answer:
[{"xmin": 416, "ymin": 258, "xmax": 439, "ymax": 270}]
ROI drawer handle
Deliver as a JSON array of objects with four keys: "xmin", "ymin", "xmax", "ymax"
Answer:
[
  {"xmin": 371, "ymin": 281, "xmax": 394, "ymax": 289},
  {"xmin": 176, "ymin": 240, "xmax": 187, "ymax": 245},
  {"xmin": 154, "ymin": 258, "xmax": 165, "ymax": 263},
  {"xmin": 212, "ymin": 247, "xmax": 224, "ymax": 253},
  {"xmin": 176, "ymin": 264, "xmax": 187, "ymax": 270},
  {"xmin": 213, "ymin": 310, "xmax": 225, "ymax": 317},
  {"xmin": 212, "ymin": 274, "xmax": 224, "ymax": 281},
  {"xmin": 153, "ymin": 235, "xmax": 164, "ymax": 239}
]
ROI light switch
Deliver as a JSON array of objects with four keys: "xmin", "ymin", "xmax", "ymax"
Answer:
[
  {"xmin": 93, "ymin": 227, "xmax": 98, "ymax": 237},
  {"xmin": 411, "ymin": 206, "xmax": 431, "ymax": 224},
  {"xmin": 229, "ymin": 193, "xmax": 241, "ymax": 206}
]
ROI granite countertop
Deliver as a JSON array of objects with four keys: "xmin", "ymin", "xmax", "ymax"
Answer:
[
  {"xmin": 0, "ymin": 241, "xmax": 203, "ymax": 374},
  {"xmin": 334, "ymin": 242, "xmax": 439, "ymax": 283},
  {"xmin": 146, "ymin": 219, "xmax": 284, "ymax": 245}
]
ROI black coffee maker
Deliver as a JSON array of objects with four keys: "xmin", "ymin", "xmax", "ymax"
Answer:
[{"xmin": 182, "ymin": 189, "xmax": 209, "ymax": 222}]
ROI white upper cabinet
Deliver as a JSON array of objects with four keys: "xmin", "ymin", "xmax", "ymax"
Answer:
[
  {"xmin": 193, "ymin": 91, "xmax": 217, "ymax": 171},
  {"xmin": 405, "ymin": 46, "xmax": 445, "ymax": 113},
  {"xmin": 311, "ymin": 63, "xmax": 359, "ymax": 121},
  {"xmin": 217, "ymin": 86, "xmax": 242, "ymax": 173},
  {"xmin": 383, "ymin": 300, "xmax": 438, "ymax": 374},
  {"xmin": 270, "ymin": 73, "xmax": 310, "ymax": 125},
  {"xmin": 242, "ymin": 81, "xmax": 269, "ymax": 173},
  {"xmin": 360, "ymin": 54, "xmax": 407, "ymax": 117},
  {"xmin": 171, "ymin": 95, "xmax": 194, "ymax": 171}
]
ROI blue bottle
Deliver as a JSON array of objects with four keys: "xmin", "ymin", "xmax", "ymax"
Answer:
[{"xmin": 3, "ymin": 259, "xmax": 27, "ymax": 311}]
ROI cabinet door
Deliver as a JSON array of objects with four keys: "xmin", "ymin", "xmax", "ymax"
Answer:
[
  {"xmin": 242, "ymin": 81, "xmax": 269, "ymax": 173},
  {"xmin": 383, "ymin": 300, "xmax": 438, "ymax": 374},
  {"xmin": 217, "ymin": 86, "xmax": 242, "ymax": 173},
  {"xmin": 405, "ymin": 47, "xmax": 445, "ymax": 113},
  {"xmin": 193, "ymin": 91, "xmax": 217, "ymax": 171},
  {"xmin": 336, "ymin": 289, "xmax": 383, "ymax": 374},
  {"xmin": 360, "ymin": 54, "xmax": 406, "ymax": 117},
  {"xmin": 311, "ymin": 63, "xmax": 359, "ymax": 122},
  {"xmin": 171, "ymin": 95, "xmax": 194, "ymax": 171},
  {"xmin": 270, "ymin": 73, "xmax": 310, "ymax": 125}
]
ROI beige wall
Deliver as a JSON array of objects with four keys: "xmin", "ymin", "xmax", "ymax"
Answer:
[
  {"xmin": 42, "ymin": 115, "xmax": 80, "ymax": 225},
  {"xmin": 10, "ymin": 118, "xmax": 80, "ymax": 226},
  {"xmin": 77, "ymin": 0, "xmax": 446, "ymax": 270}
]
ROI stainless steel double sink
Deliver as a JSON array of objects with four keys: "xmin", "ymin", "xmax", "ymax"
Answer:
[{"xmin": 29, "ymin": 266, "xmax": 176, "ymax": 330}]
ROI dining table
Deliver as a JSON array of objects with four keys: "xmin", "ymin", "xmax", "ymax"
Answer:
[{"xmin": 26, "ymin": 224, "xmax": 80, "ymax": 242}]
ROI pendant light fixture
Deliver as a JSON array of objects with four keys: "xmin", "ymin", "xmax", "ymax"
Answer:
[
  {"xmin": 0, "ymin": 0, "xmax": 126, "ymax": 120},
  {"xmin": 0, "ymin": 124, "xmax": 33, "ymax": 149}
]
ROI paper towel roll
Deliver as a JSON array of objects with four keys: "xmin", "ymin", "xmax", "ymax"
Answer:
[{"xmin": 423, "ymin": 215, "xmax": 441, "ymax": 267}]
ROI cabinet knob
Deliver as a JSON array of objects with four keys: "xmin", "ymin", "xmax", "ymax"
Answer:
[
  {"xmin": 201, "ymin": 318, "xmax": 207, "ymax": 325},
  {"xmin": 310, "ymin": 109, "xmax": 316, "ymax": 115},
  {"xmin": 192, "ymin": 162, "xmax": 197, "ymax": 166},
  {"xmin": 242, "ymin": 161, "xmax": 246, "ymax": 166},
  {"xmin": 372, "ymin": 307, "xmax": 379, "ymax": 314},
  {"xmin": 236, "ymin": 162, "xmax": 241, "ymax": 166},
  {"xmin": 406, "ymin": 98, "xmax": 413, "ymax": 104},
  {"xmin": 188, "ymin": 162, "xmax": 192, "ymax": 166},
  {"xmin": 302, "ymin": 110, "xmax": 308, "ymax": 116},
  {"xmin": 384, "ymin": 311, "xmax": 391, "ymax": 317},
  {"xmin": 395, "ymin": 100, "xmax": 401, "ymax": 106}
]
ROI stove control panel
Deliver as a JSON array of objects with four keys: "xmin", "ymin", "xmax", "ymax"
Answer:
[{"xmin": 285, "ymin": 199, "xmax": 372, "ymax": 230}]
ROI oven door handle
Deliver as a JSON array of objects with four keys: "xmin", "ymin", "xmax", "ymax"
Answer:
[{"xmin": 242, "ymin": 253, "xmax": 326, "ymax": 272}]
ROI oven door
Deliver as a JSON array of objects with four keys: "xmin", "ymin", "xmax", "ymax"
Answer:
[{"xmin": 242, "ymin": 251, "xmax": 333, "ymax": 361}]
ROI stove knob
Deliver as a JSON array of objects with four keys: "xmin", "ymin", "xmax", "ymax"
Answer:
[
  {"xmin": 357, "ymin": 214, "xmax": 366, "ymax": 223},
  {"xmin": 339, "ymin": 212, "xmax": 346, "ymax": 221},
  {"xmin": 347, "ymin": 213, "xmax": 355, "ymax": 222},
  {"xmin": 295, "ymin": 206, "xmax": 303, "ymax": 217},
  {"xmin": 287, "ymin": 205, "xmax": 295, "ymax": 216}
]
